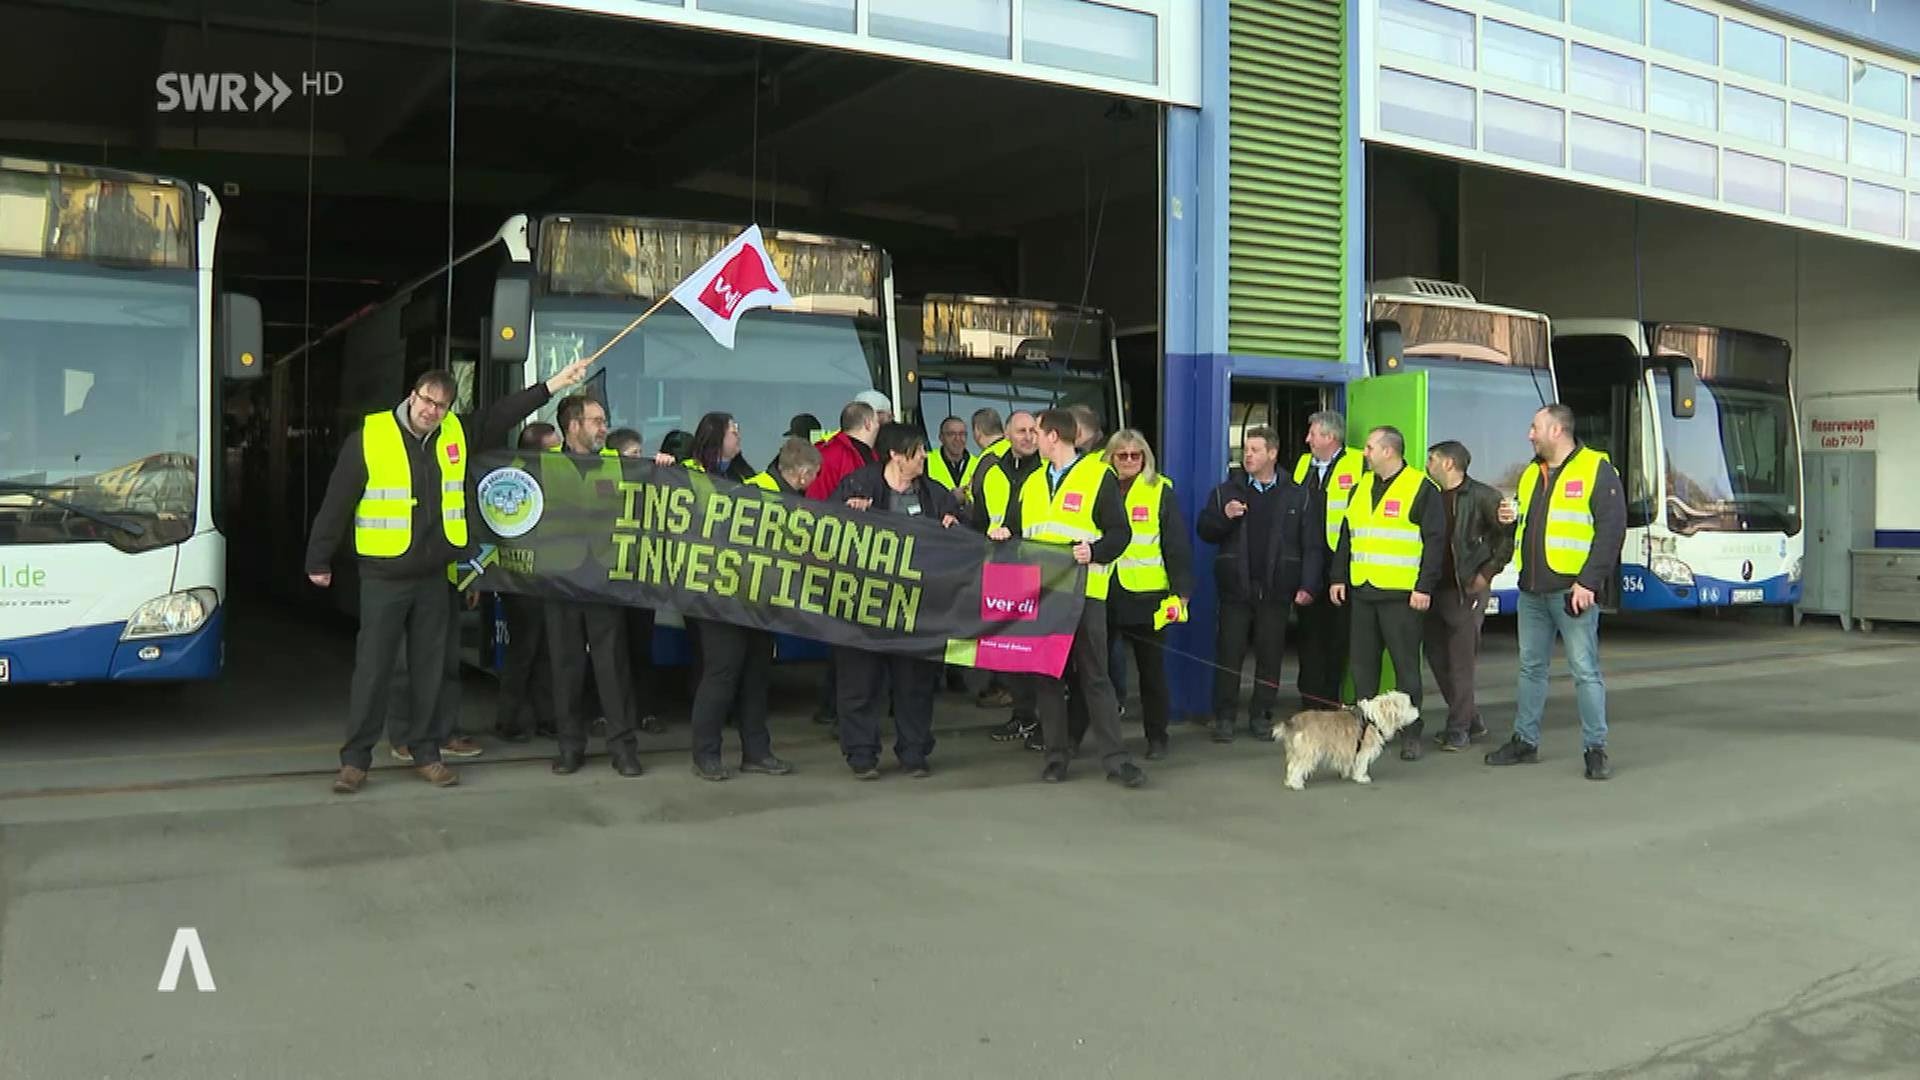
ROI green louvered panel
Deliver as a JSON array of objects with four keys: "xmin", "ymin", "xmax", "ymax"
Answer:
[{"xmin": 1228, "ymin": 0, "xmax": 1347, "ymax": 361}]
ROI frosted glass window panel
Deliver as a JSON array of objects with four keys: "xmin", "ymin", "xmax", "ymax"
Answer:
[
  {"xmin": 871, "ymin": 0, "xmax": 1010, "ymax": 58},
  {"xmin": 1379, "ymin": 0, "xmax": 1475, "ymax": 70},
  {"xmin": 1650, "ymin": 133, "xmax": 1716, "ymax": 198},
  {"xmin": 1789, "ymin": 105, "xmax": 1845, "ymax": 162},
  {"xmin": 1852, "ymin": 181, "xmax": 1903, "ymax": 238},
  {"xmin": 1571, "ymin": 0, "xmax": 1641, "ymax": 43},
  {"xmin": 1023, "ymin": 0, "xmax": 1158, "ymax": 83},
  {"xmin": 1491, "ymin": 0, "xmax": 1561, "ymax": 17},
  {"xmin": 1912, "ymin": 78, "xmax": 1920, "ymax": 125},
  {"xmin": 1724, "ymin": 22, "xmax": 1785, "ymax": 84},
  {"xmin": 1790, "ymin": 41, "xmax": 1847, "ymax": 102},
  {"xmin": 1650, "ymin": 1, "xmax": 1715, "ymax": 65},
  {"xmin": 1790, "ymin": 166, "xmax": 1845, "ymax": 225},
  {"xmin": 1912, "ymin": 136, "xmax": 1920, "ymax": 178},
  {"xmin": 1851, "ymin": 121, "xmax": 1904, "ymax": 175},
  {"xmin": 1570, "ymin": 113, "xmax": 1644, "ymax": 182},
  {"xmin": 1650, "ymin": 67, "xmax": 1715, "ymax": 129},
  {"xmin": 698, "ymin": 0, "xmax": 854, "ymax": 33},
  {"xmin": 1909, "ymin": 194, "xmax": 1920, "ymax": 240},
  {"xmin": 1484, "ymin": 94, "xmax": 1565, "ymax": 166},
  {"xmin": 1483, "ymin": 20, "xmax": 1564, "ymax": 91},
  {"xmin": 1852, "ymin": 63, "xmax": 1905, "ymax": 119},
  {"xmin": 1570, "ymin": 45, "xmax": 1644, "ymax": 111},
  {"xmin": 1723, "ymin": 86, "xmax": 1784, "ymax": 145},
  {"xmin": 1379, "ymin": 68, "xmax": 1476, "ymax": 148},
  {"xmin": 1724, "ymin": 151, "xmax": 1785, "ymax": 212}
]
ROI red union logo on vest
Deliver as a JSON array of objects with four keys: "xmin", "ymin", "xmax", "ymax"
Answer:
[
  {"xmin": 980, "ymin": 563, "xmax": 1041, "ymax": 622},
  {"xmin": 1382, "ymin": 499, "xmax": 1403, "ymax": 518},
  {"xmin": 1061, "ymin": 492, "xmax": 1083, "ymax": 513},
  {"xmin": 445, "ymin": 442, "xmax": 461, "ymax": 465},
  {"xmin": 1565, "ymin": 479, "xmax": 1584, "ymax": 497},
  {"xmin": 1338, "ymin": 473, "xmax": 1354, "ymax": 489},
  {"xmin": 1130, "ymin": 504, "xmax": 1150, "ymax": 522}
]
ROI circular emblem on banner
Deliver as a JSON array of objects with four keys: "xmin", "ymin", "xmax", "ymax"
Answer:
[{"xmin": 478, "ymin": 467, "xmax": 543, "ymax": 538}]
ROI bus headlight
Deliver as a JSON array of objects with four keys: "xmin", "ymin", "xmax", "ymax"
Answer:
[
  {"xmin": 121, "ymin": 588, "xmax": 220, "ymax": 641},
  {"xmin": 1650, "ymin": 554, "xmax": 1694, "ymax": 585},
  {"xmin": 1788, "ymin": 558, "xmax": 1803, "ymax": 583}
]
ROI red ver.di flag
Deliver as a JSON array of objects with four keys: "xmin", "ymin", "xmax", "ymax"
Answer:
[{"xmin": 669, "ymin": 224, "xmax": 794, "ymax": 349}]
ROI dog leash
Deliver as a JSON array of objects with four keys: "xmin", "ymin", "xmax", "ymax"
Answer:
[{"xmin": 1118, "ymin": 636, "xmax": 1384, "ymax": 753}]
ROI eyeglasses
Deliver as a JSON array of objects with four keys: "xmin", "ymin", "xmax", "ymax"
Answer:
[
  {"xmin": 415, "ymin": 393, "xmax": 453, "ymax": 413},
  {"xmin": 1111, "ymin": 450, "xmax": 1144, "ymax": 461}
]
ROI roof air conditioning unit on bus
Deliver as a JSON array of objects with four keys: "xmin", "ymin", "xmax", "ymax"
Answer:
[{"xmin": 1371, "ymin": 277, "xmax": 1477, "ymax": 302}]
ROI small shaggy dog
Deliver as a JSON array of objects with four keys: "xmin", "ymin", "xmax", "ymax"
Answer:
[{"xmin": 1276, "ymin": 692, "xmax": 1421, "ymax": 790}]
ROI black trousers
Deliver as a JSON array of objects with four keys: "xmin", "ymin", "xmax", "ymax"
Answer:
[
  {"xmin": 1349, "ymin": 588, "xmax": 1425, "ymax": 714},
  {"xmin": 1296, "ymin": 588, "xmax": 1350, "ymax": 706},
  {"xmin": 625, "ymin": 605, "xmax": 657, "ymax": 722},
  {"xmin": 1027, "ymin": 599, "xmax": 1131, "ymax": 771},
  {"xmin": 495, "ymin": 594, "xmax": 553, "ymax": 737},
  {"xmin": 836, "ymin": 647, "xmax": 938, "ymax": 769},
  {"xmin": 343, "ymin": 573, "xmax": 449, "ymax": 770},
  {"xmin": 1114, "ymin": 622, "xmax": 1172, "ymax": 743},
  {"xmin": 1213, "ymin": 597, "xmax": 1292, "ymax": 725},
  {"xmin": 385, "ymin": 584, "xmax": 463, "ymax": 746},
  {"xmin": 1423, "ymin": 586, "xmax": 1486, "ymax": 734},
  {"xmin": 689, "ymin": 617, "xmax": 773, "ymax": 763},
  {"xmin": 546, "ymin": 602, "xmax": 635, "ymax": 756}
]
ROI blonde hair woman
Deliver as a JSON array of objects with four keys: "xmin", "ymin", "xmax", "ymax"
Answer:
[{"xmin": 1102, "ymin": 429, "xmax": 1194, "ymax": 760}]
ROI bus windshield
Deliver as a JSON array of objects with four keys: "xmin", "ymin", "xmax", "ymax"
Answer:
[
  {"xmin": 914, "ymin": 366, "xmax": 1115, "ymax": 440},
  {"xmin": 0, "ymin": 259, "xmax": 199, "ymax": 551},
  {"xmin": 1412, "ymin": 361, "xmax": 1552, "ymax": 496},
  {"xmin": 1655, "ymin": 374, "xmax": 1801, "ymax": 536},
  {"xmin": 1372, "ymin": 299, "xmax": 1550, "ymax": 368},
  {"xmin": 532, "ymin": 299, "xmax": 887, "ymax": 463}
]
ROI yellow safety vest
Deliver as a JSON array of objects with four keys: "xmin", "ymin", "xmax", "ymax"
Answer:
[
  {"xmin": 1114, "ymin": 475, "xmax": 1172, "ymax": 594},
  {"xmin": 1514, "ymin": 446, "xmax": 1606, "ymax": 576},
  {"xmin": 960, "ymin": 437, "xmax": 1009, "ymax": 490},
  {"xmin": 355, "ymin": 410, "xmax": 467, "ymax": 558},
  {"xmin": 925, "ymin": 450, "xmax": 971, "ymax": 492},
  {"xmin": 746, "ymin": 471, "xmax": 781, "ymax": 493},
  {"xmin": 1346, "ymin": 466, "xmax": 1431, "ymax": 591},
  {"xmin": 1294, "ymin": 448, "xmax": 1365, "ymax": 551},
  {"xmin": 1018, "ymin": 455, "xmax": 1113, "ymax": 601},
  {"xmin": 539, "ymin": 445, "xmax": 622, "ymax": 572}
]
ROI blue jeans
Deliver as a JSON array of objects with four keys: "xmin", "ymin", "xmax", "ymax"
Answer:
[{"xmin": 1513, "ymin": 590, "xmax": 1607, "ymax": 750}]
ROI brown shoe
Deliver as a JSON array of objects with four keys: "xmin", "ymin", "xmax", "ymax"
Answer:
[
  {"xmin": 441, "ymin": 737, "xmax": 484, "ymax": 759},
  {"xmin": 416, "ymin": 762, "xmax": 460, "ymax": 787},
  {"xmin": 331, "ymin": 766, "xmax": 367, "ymax": 794}
]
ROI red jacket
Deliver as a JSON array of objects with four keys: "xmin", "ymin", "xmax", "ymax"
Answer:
[{"xmin": 806, "ymin": 431, "xmax": 877, "ymax": 500}]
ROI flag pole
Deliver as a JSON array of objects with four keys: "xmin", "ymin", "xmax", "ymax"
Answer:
[{"xmin": 579, "ymin": 291, "xmax": 676, "ymax": 368}]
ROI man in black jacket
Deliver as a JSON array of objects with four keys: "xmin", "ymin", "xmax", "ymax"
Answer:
[
  {"xmin": 1196, "ymin": 425, "xmax": 1325, "ymax": 742},
  {"xmin": 830, "ymin": 423, "xmax": 962, "ymax": 778},
  {"xmin": 1423, "ymin": 440, "xmax": 1515, "ymax": 752},
  {"xmin": 305, "ymin": 359, "xmax": 590, "ymax": 793},
  {"xmin": 1486, "ymin": 404, "xmax": 1628, "ymax": 780},
  {"xmin": 1329, "ymin": 425, "xmax": 1446, "ymax": 760},
  {"xmin": 974, "ymin": 410, "xmax": 1044, "ymax": 741}
]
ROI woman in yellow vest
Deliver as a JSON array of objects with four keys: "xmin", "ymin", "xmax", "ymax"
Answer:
[
  {"xmin": 1103, "ymin": 430, "xmax": 1193, "ymax": 761},
  {"xmin": 1327, "ymin": 425, "xmax": 1446, "ymax": 761}
]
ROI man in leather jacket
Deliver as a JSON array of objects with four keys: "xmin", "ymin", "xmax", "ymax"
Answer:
[{"xmin": 1422, "ymin": 440, "xmax": 1515, "ymax": 752}]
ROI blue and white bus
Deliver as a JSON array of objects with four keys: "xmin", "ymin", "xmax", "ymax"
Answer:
[
  {"xmin": 0, "ymin": 157, "xmax": 261, "ymax": 685},
  {"xmin": 1552, "ymin": 319, "xmax": 1803, "ymax": 612}
]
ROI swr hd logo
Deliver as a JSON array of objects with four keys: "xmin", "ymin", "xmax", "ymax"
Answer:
[
  {"xmin": 980, "ymin": 563, "xmax": 1040, "ymax": 622},
  {"xmin": 156, "ymin": 71, "xmax": 344, "ymax": 113}
]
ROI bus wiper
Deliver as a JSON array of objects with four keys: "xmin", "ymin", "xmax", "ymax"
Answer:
[{"xmin": 0, "ymin": 483, "xmax": 147, "ymax": 537}]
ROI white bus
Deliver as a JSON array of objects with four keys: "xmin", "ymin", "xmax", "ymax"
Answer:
[
  {"xmin": 1551, "ymin": 320, "xmax": 1803, "ymax": 612},
  {"xmin": 0, "ymin": 158, "xmax": 261, "ymax": 686},
  {"xmin": 1357, "ymin": 279, "xmax": 1558, "ymax": 615},
  {"xmin": 271, "ymin": 213, "xmax": 898, "ymax": 666},
  {"xmin": 896, "ymin": 294, "xmax": 1126, "ymax": 442}
]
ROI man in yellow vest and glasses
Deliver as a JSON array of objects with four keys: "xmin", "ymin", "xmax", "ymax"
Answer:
[
  {"xmin": 974, "ymin": 410, "xmax": 1045, "ymax": 738},
  {"xmin": 924, "ymin": 415, "xmax": 974, "ymax": 496},
  {"xmin": 992, "ymin": 408, "xmax": 1146, "ymax": 788},
  {"xmin": 1329, "ymin": 425, "xmax": 1445, "ymax": 761},
  {"xmin": 1294, "ymin": 410, "xmax": 1366, "ymax": 708},
  {"xmin": 306, "ymin": 360, "xmax": 590, "ymax": 794},
  {"xmin": 1486, "ymin": 403, "xmax": 1627, "ymax": 780}
]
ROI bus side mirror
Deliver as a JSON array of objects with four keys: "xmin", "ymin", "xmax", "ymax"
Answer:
[
  {"xmin": 489, "ymin": 264, "xmax": 533, "ymax": 366},
  {"xmin": 222, "ymin": 292, "xmax": 264, "ymax": 381},
  {"xmin": 1371, "ymin": 319, "xmax": 1405, "ymax": 372},
  {"xmin": 1664, "ymin": 357, "xmax": 1698, "ymax": 419}
]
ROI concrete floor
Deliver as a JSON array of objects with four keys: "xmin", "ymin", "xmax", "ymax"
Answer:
[{"xmin": 2, "ymin": 604, "xmax": 1918, "ymax": 1078}]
